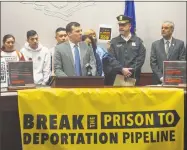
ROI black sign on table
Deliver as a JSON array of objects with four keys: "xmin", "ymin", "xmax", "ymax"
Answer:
[
  {"xmin": 163, "ymin": 61, "xmax": 186, "ymax": 85},
  {"xmin": 8, "ymin": 61, "xmax": 34, "ymax": 86}
]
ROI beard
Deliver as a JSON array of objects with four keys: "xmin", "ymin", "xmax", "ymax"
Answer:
[
  {"xmin": 31, "ymin": 44, "xmax": 38, "ymax": 50},
  {"xmin": 119, "ymin": 30, "xmax": 125, "ymax": 35},
  {"xmin": 57, "ymin": 40, "xmax": 65, "ymax": 45}
]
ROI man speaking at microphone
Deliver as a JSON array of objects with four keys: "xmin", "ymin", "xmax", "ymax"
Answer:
[
  {"xmin": 106, "ymin": 15, "xmax": 146, "ymax": 85},
  {"xmin": 54, "ymin": 22, "xmax": 96, "ymax": 76}
]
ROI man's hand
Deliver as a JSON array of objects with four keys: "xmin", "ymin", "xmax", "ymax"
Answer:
[
  {"xmin": 122, "ymin": 68, "xmax": 133, "ymax": 78},
  {"xmin": 160, "ymin": 77, "xmax": 163, "ymax": 83}
]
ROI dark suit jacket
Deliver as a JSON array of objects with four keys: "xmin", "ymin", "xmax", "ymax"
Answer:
[
  {"xmin": 54, "ymin": 41, "xmax": 96, "ymax": 76},
  {"xmin": 102, "ymin": 53, "xmax": 123, "ymax": 85},
  {"xmin": 150, "ymin": 38, "xmax": 186, "ymax": 84},
  {"xmin": 94, "ymin": 52, "xmax": 102, "ymax": 76}
]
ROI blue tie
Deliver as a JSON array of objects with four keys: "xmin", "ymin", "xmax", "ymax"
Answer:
[{"xmin": 74, "ymin": 45, "xmax": 82, "ymax": 76}]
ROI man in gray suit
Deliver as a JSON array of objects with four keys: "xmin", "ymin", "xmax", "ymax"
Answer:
[
  {"xmin": 54, "ymin": 22, "xmax": 96, "ymax": 76},
  {"xmin": 150, "ymin": 21, "xmax": 186, "ymax": 84}
]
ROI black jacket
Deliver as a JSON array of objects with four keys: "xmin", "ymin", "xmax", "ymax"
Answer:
[
  {"xmin": 102, "ymin": 53, "xmax": 123, "ymax": 85},
  {"xmin": 103, "ymin": 35, "xmax": 146, "ymax": 85}
]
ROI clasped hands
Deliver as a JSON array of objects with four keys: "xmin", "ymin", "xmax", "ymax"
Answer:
[{"xmin": 122, "ymin": 68, "xmax": 134, "ymax": 78}]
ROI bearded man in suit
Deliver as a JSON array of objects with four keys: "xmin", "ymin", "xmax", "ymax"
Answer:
[
  {"xmin": 150, "ymin": 21, "xmax": 186, "ymax": 84},
  {"xmin": 54, "ymin": 22, "xmax": 96, "ymax": 76}
]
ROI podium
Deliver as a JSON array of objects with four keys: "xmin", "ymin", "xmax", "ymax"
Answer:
[{"xmin": 52, "ymin": 76, "xmax": 105, "ymax": 88}]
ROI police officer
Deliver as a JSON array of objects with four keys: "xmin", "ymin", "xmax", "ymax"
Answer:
[{"xmin": 106, "ymin": 14, "xmax": 146, "ymax": 85}]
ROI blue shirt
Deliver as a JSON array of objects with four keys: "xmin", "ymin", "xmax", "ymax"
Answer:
[
  {"xmin": 96, "ymin": 46, "xmax": 107, "ymax": 76},
  {"xmin": 96, "ymin": 46, "xmax": 107, "ymax": 61}
]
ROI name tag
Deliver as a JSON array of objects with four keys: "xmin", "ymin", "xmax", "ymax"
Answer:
[
  {"xmin": 132, "ymin": 42, "xmax": 136, "ymax": 46},
  {"xmin": 116, "ymin": 44, "xmax": 122, "ymax": 47}
]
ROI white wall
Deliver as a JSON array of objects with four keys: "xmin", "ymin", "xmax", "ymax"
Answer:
[{"xmin": 1, "ymin": 1, "xmax": 186, "ymax": 72}]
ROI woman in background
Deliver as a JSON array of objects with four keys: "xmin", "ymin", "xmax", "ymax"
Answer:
[
  {"xmin": 1, "ymin": 34, "xmax": 25, "ymax": 61},
  {"xmin": 82, "ymin": 35, "xmax": 102, "ymax": 76}
]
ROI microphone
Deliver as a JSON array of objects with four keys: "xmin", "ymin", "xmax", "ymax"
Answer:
[{"xmin": 85, "ymin": 63, "xmax": 92, "ymax": 76}]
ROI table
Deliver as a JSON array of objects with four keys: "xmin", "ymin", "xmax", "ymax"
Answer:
[{"xmin": 0, "ymin": 89, "xmax": 186, "ymax": 150}]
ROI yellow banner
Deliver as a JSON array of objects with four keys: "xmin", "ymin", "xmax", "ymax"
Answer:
[{"xmin": 18, "ymin": 88, "xmax": 184, "ymax": 150}]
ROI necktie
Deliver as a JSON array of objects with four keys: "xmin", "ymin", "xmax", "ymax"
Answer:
[
  {"xmin": 165, "ymin": 40, "xmax": 170, "ymax": 55},
  {"xmin": 74, "ymin": 45, "xmax": 82, "ymax": 76}
]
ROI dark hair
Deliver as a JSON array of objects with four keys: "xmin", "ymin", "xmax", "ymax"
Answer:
[
  {"xmin": 56, "ymin": 27, "xmax": 66, "ymax": 33},
  {"xmin": 3, "ymin": 34, "xmax": 15, "ymax": 44},
  {"xmin": 82, "ymin": 35, "xmax": 97, "ymax": 52},
  {"xmin": 66, "ymin": 22, "xmax": 80, "ymax": 33},
  {"xmin": 27, "ymin": 30, "xmax": 37, "ymax": 39}
]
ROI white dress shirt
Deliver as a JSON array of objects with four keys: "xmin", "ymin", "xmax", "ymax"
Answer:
[{"xmin": 121, "ymin": 33, "xmax": 132, "ymax": 42}]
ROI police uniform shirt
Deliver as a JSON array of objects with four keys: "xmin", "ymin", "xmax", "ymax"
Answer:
[{"xmin": 121, "ymin": 33, "xmax": 132, "ymax": 42}]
